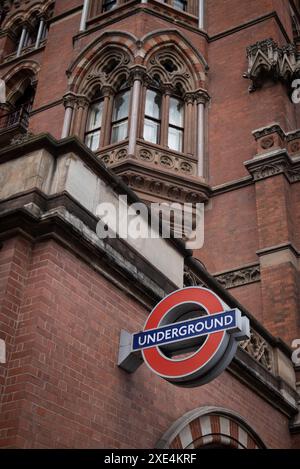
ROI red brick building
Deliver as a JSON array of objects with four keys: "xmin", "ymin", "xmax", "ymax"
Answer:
[{"xmin": 0, "ymin": 0, "xmax": 300, "ymax": 449}]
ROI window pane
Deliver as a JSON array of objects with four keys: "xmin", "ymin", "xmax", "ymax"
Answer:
[
  {"xmin": 103, "ymin": 0, "xmax": 117, "ymax": 12},
  {"xmin": 145, "ymin": 89, "xmax": 161, "ymax": 119},
  {"xmin": 112, "ymin": 90, "xmax": 129, "ymax": 122},
  {"xmin": 111, "ymin": 120, "xmax": 128, "ymax": 143},
  {"xmin": 168, "ymin": 127, "xmax": 183, "ymax": 152},
  {"xmin": 87, "ymin": 100, "xmax": 103, "ymax": 131},
  {"xmin": 85, "ymin": 130, "xmax": 100, "ymax": 151},
  {"xmin": 173, "ymin": 0, "xmax": 186, "ymax": 11},
  {"xmin": 169, "ymin": 97, "xmax": 184, "ymax": 127},
  {"xmin": 144, "ymin": 118, "xmax": 160, "ymax": 144}
]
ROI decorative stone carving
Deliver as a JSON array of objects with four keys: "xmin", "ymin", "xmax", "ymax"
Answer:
[
  {"xmin": 113, "ymin": 170, "xmax": 209, "ymax": 204},
  {"xmin": 215, "ymin": 265, "xmax": 260, "ymax": 289},
  {"xmin": 146, "ymin": 50, "xmax": 195, "ymax": 93},
  {"xmin": 247, "ymin": 123, "xmax": 300, "ymax": 183},
  {"xmin": 251, "ymin": 163, "xmax": 285, "ymax": 181},
  {"xmin": 115, "ymin": 148, "xmax": 127, "ymax": 161},
  {"xmin": 244, "ymin": 38, "xmax": 300, "ymax": 93},
  {"xmin": 252, "ymin": 123, "xmax": 285, "ymax": 154},
  {"xmin": 241, "ymin": 329, "xmax": 273, "ymax": 372},
  {"xmin": 101, "ymin": 154, "xmax": 111, "ymax": 165},
  {"xmin": 287, "ymin": 130, "xmax": 300, "ymax": 156},
  {"xmin": 139, "ymin": 149, "xmax": 154, "ymax": 161},
  {"xmin": 246, "ymin": 150, "xmax": 300, "ymax": 183},
  {"xmin": 286, "ymin": 167, "xmax": 300, "ymax": 183},
  {"xmin": 180, "ymin": 161, "xmax": 193, "ymax": 174},
  {"xmin": 10, "ymin": 131, "xmax": 34, "ymax": 145},
  {"xmin": 160, "ymin": 155, "xmax": 174, "ymax": 168},
  {"xmin": 80, "ymin": 50, "xmax": 132, "ymax": 96},
  {"xmin": 183, "ymin": 266, "xmax": 205, "ymax": 287},
  {"xmin": 260, "ymin": 136, "xmax": 274, "ymax": 149}
]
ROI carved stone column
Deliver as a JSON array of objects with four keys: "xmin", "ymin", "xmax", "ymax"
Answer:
[
  {"xmin": 161, "ymin": 84, "xmax": 172, "ymax": 148},
  {"xmin": 16, "ymin": 25, "xmax": 28, "ymax": 57},
  {"xmin": 80, "ymin": 0, "xmax": 90, "ymax": 32},
  {"xmin": 195, "ymin": 89, "xmax": 209, "ymax": 178},
  {"xmin": 35, "ymin": 16, "xmax": 45, "ymax": 49},
  {"xmin": 184, "ymin": 92, "xmax": 195, "ymax": 155},
  {"xmin": 61, "ymin": 93, "xmax": 76, "ymax": 139},
  {"xmin": 100, "ymin": 85, "xmax": 114, "ymax": 147},
  {"xmin": 128, "ymin": 66, "xmax": 145, "ymax": 157},
  {"xmin": 198, "ymin": 0, "xmax": 205, "ymax": 29},
  {"xmin": 72, "ymin": 95, "xmax": 90, "ymax": 139}
]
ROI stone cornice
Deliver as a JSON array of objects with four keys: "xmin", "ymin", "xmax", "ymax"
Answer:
[
  {"xmin": 0, "ymin": 191, "xmax": 172, "ymax": 308},
  {"xmin": 245, "ymin": 151, "xmax": 300, "ymax": 183},
  {"xmin": 256, "ymin": 242, "xmax": 300, "ymax": 259},
  {"xmin": 0, "ymin": 133, "xmax": 191, "ymax": 257},
  {"xmin": 214, "ymin": 264, "xmax": 260, "ymax": 290}
]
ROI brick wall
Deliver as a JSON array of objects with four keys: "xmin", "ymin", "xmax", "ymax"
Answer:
[{"xmin": 0, "ymin": 237, "xmax": 294, "ymax": 448}]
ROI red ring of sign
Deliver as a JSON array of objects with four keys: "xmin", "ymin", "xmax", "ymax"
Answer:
[{"xmin": 142, "ymin": 287, "xmax": 225, "ymax": 379}]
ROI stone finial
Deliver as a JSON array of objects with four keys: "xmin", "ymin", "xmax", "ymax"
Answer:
[{"xmin": 244, "ymin": 38, "xmax": 299, "ymax": 93}]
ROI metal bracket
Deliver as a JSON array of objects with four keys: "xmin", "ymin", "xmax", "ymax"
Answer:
[{"xmin": 118, "ymin": 330, "xmax": 143, "ymax": 373}]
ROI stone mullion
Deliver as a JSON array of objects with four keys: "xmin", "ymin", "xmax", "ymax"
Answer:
[
  {"xmin": 79, "ymin": 104, "xmax": 89, "ymax": 141},
  {"xmin": 34, "ymin": 16, "xmax": 45, "ymax": 49},
  {"xmin": 195, "ymin": 89, "xmax": 209, "ymax": 177},
  {"xmin": 80, "ymin": 0, "xmax": 91, "ymax": 31},
  {"xmin": 61, "ymin": 93, "xmax": 76, "ymax": 139},
  {"xmin": 128, "ymin": 66, "xmax": 145, "ymax": 156},
  {"xmin": 99, "ymin": 87, "xmax": 113, "ymax": 148},
  {"xmin": 198, "ymin": 0, "xmax": 205, "ymax": 28},
  {"xmin": 184, "ymin": 94, "xmax": 194, "ymax": 155},
  {"xmin": 72, "ymin": 97, "xmax": 90, "ymax": 138},
  {"xmin": 103, "ymin": 94, "xmax": 114, "ymax": 146},
  {"xmin": 89, "ymin": 0, "xmax": 103, "ymax": 17},
  {"xmin": 189, "ymin": 0, "xmax": 198, "ymax": 16},
  {"xmin": 161, "ymin": 90, "xmax": 170, "ymax": 148},
  {"xmin": 16, "ymin": 25, "xmax": 27, "ymax": 57},
  {"xmin": 138, "ymin": 84, "xmax": 147, "ymax": 140}
]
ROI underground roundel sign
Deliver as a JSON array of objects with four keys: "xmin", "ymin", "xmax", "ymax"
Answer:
[{"xmin": 132, "ymin": 287, "xmax": 250, "ymax": 387}]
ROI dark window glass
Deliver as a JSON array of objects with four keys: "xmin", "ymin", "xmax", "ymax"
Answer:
[{"xmin": 102, "ymin": 0, "xmax": 117, "ymax": 12}]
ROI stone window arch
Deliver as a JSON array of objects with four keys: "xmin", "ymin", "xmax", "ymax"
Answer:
[
  {"xmin": 64, "ymin": 47, "xmax": 134, "ymax": 148},
  {"xmin": 0, "ymin": 63, "xmax": 39, "ymax": 133},
  {"xmin": 2, "ymin": 1, "xmax": 54, "ymax": 58},
  {"xmin": 156, "ymin": 407, "xmax": 266, "ymax": 449},
  {"xmin": 63, "ymin": 30, "xmax": 209, "ymax": 178},
  {"xmin": 139, "ymin": 47, "xmax": 206, "ymax": 157}
]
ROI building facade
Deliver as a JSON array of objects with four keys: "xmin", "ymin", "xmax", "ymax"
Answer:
[{"xmin": 0, "ymin": 0, "xmax": 300, "ymax": 449}]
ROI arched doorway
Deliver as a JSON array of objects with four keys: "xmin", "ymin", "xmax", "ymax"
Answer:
[{"xmin": 156, "ymin": 407, "xmax": 266, "ymax": 449}]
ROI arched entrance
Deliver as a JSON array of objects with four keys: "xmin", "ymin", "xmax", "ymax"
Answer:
[{"xmin": 156, "ymin": 407, "xmax": 266, "ymax": 449}]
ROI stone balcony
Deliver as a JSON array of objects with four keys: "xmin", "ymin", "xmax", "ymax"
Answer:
[
  {"xmin": 0, "ymin": 105, "xmax": 29, "ymax": 146},
  {"xmin": 95, "ymin": 139, "xmax": 210, "ymax": 204}
]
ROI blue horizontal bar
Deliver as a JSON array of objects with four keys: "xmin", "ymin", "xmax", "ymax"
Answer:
[{"xmin": 132, "ymin": 309, "xmax": 238, "ymax": 352}]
